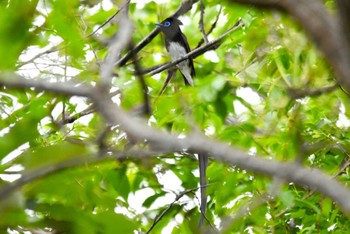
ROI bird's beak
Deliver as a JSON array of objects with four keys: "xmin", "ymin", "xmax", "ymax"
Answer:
[{"xmin": 155, "ymin": 22, "xmax": 162, "ymax": 27}]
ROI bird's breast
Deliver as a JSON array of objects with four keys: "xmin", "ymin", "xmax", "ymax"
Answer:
[
  {"xmin": 167, "ymin": 42, "xmax": 190, "ymax": 69},
  {"xmin": 167, "ymin": 42, "xmax": 188, "ymax": 61}
]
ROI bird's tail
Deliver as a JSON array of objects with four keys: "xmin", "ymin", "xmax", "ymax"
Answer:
[{"xmin": 198, "ymin": 153, "xmax": 208, "ymax": 228}]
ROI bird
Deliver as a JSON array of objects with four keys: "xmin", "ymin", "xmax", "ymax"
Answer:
[
  {"xmin": 156, "ymin": 17, "xmax": 208, "ymax": 227},
  {"xmin": 156, "ymin": 17, "xmax": 195, "ymax": 86}
]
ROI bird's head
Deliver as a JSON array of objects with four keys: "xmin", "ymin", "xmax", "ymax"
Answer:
[{"xmin": 156, "ymin": 17, "xmax": 183, "ymax": 38}]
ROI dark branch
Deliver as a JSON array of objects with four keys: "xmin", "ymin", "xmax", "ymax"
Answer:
[
  {"xmin": 195, "ymin": 6, "xmax": 222, "ymax": 49},
  {"xmin": 145, "ymin": 188, "xmax": 198, "ymax": 234},
  {"xmin": 128, "ymin": 41, "xmax": 152, "ymax": 115},
  {"xmin": 336, "ymin": 0, "xmax": 350, "ymax": 48},
  {"xmin": 287, "ymin": 84, "xmax": 339, "ymax": 99},
  {"xmin": 199, "ymin": 0, "xmax": 209, "ymax": 43}
]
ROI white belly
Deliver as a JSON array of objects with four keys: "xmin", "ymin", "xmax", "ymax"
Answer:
[{"xmin": 167, "ymin": 42, "xmax": 194, "ymax": 85}]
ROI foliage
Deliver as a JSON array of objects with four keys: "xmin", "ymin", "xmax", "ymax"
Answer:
[{"xmin": 0, "ymin": 0, "xmax": 350, "ymax": 233}]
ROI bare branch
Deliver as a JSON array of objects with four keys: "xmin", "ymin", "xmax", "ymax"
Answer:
[
  {"xmin": 145, "ymin": 188, "xmax": 198, "ymax": 234},
  {"xmin": 287, "ymin": 84, "xmax": 339, "ymax": 99},
  {"xmin": 99, "ymin": 0, "xmax": 133, "ymax": 88},
  {"xmin": 157, "ymin": 69, "xmax": 176, "ymax": 96},
  {"xmin": 336, "ymin": 0, "xmax": 350, "ymax": 46},
  {"xmin": 0, "ymin": 72, "xmax": 92, "ymax": 97},
  {"xmin": 87, "ymin": 0, "xmax": 131, "ymax": 37},
  {"xmin": 128, "ymin": 42, "xmax": 151, "ymax": 115},
  {"xmin": 16, "ymin": 45, "xmax": 63, "ymax": 69},
  {"xmin": 199, "ymin": 0, "xmax": 209, "ymax": 43},
  {"xmin": 227, "ymin": 0, "xmax": 283, "ymax": 10},
  {"xmin": 89, "ymin": 90, "xmax": 350, "ymax": 213},
  {"xmin": 2, "ymin": 71, "xmax": 350, "ymax": 215},
  {"xmin": 195, "ymin": 6, "xmax": 222, "ymax": 49}
]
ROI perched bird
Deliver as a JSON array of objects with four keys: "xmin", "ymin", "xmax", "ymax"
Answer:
[
  {"xmin": 156, "ymin": 17, "xmax": 195, "ymax": 86},
  {"xmin": 157, "ymin": 17, "xmax": 208, "ymax": 227}
]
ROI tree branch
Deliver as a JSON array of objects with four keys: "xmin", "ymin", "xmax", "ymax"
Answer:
[
  {"xmin": 87, "ymin": 0, "xmax": 131, "ymax": 37},
  {"xmin": 0, "ymin": 148, "xmax": 159, "ymax": 200},
  {"xmin": 336, "ymin": 0, "xmax": 350, "ymax": 47},
  {"xmin": 128, "ymin": 42, "xmax": 151, "ymax": 115},
  {"xmin": 145, "ymin": 188, "xmax": 198, "ymax": 234},
  {"xmin": 287, "ymin": 84, "xmax": 339, "ymax": 99},
  {"xmin": 90, "ymin": 90, "xmax": 350, "ymax": 214},
  {"xmin": 2, "ymin": 73, "xmax": 350, "ymax": 214},
  {"xmin": 0, "ymin": 72, "xmax": 92, "ymax": 97},
  {"xmin": 199, "ymin": 0, "xmax": 209, "ymax": 43},
  {"xmin": 195, "ymin": 6, "xmax": 222, "ymax": 49},
  {"xmin": 99, "ymin": 0, "xmax": 133, "ymax": 88}
]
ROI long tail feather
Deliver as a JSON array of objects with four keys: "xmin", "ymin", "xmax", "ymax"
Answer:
[{"xmin": 198, "ymin": 153, "xmax": 208, "ymax": 227}]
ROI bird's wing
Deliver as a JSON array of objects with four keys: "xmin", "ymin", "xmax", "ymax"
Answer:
[{"xmin": 180, "ymin": 32, "xmax": 195, "ymax": 78}]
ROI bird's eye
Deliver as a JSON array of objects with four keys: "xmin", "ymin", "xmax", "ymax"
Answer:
[{"xmin": 163, "ymin": 21, "xmax": 171, "ymax": 27}]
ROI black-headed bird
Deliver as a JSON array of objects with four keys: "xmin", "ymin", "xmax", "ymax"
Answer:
[
  {"xmin": 156, "ymin": 17, "xmax": 195, "ymax": 86},
  {"xmin": 157, "ymin": 16, "xmax": 208, "ymax": 228}
]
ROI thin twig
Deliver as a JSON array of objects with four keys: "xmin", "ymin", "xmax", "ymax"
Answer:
[
  {"xmin": 195, "ymin": 6, "xmax": 222, "ymax": 49},
  {"xmin": 199, "ymin": 0, "xmax": 209, "ymax": 43},
  {"xmin": 157, "ymin": 69, "xmax": 176, "ymax": 97},
  {"xmin": 0, "ymin": 154, "xmax": 99, "ymax": 200},
  {"xmin": 16, "ymin": 46, "xmax": 63, "ymax": 69},
  {"xmin": 128, "ymin": 42, "xmax": 151, "ymax": 115},
  {"xmin": 145, "ymin": 188, "xmax": 198, "ymax": 234},
  {"xmin": 88, "ymin": 0, "xmax": 131, "ymax": 37},
  {"xmin": 99, "ymin": 0, "xmax": 133, "ymax": 88}
]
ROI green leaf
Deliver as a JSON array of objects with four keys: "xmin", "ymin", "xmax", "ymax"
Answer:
[
  {"xmin": 47, "ymin": 0, "xmax": 85, "ymax": 60},
  {"xmin": 279, "ymin": 190, "xmax": 295, "ymax": 207},
  {"xmin": 0, "ymin": 0, "xmax": 38, "ymax": 69},
  {"xmin": 95, "ymin": 211, "xmax": 137, "ymax": 234},
  {"xmin": 0, "ymin": 115, "xmax": 40, "ymax": 161},
  {"xmin": 142, "ymin": 192, "xmax": 165, "ymax": 208},
  {"xmin": 109, "ymin": 165, "xmax": 131, "ymax": 201},
  {"xmin": 18, "ymin": 142, "xmax": 92, "ymax": 168},
  {"xmin": 321, "ymin": 197, "xmax": 332, "ymax": 217}
]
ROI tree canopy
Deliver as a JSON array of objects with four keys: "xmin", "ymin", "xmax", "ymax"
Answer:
[{"xmin": 1, "ymin": 0, "xmax": 350, "ymax": 233}]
